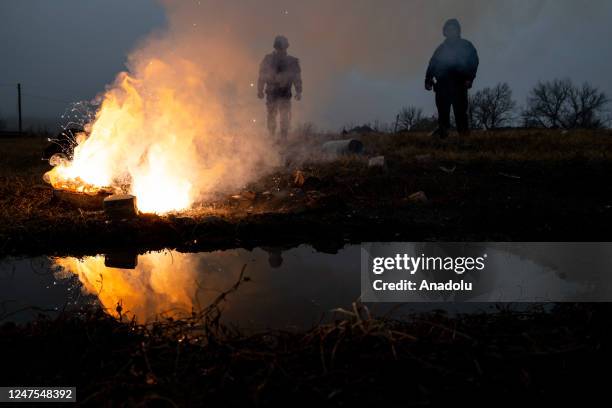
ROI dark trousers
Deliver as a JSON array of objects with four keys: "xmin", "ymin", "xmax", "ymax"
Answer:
[
  {"xmin": 266, "ymin": 97, "xmax": 291, "ymax": 141},
  {"xmin": 435, "ymin": 82, "xmax": 469, "ymax": 133}
]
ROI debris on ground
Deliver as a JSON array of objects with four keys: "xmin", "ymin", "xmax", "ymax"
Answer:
[
  {"xmin": 52, "ymin": 188, "xmax": 111, "ymax": 211},
  {"xmin": 2, "ymin": 129, "xmax": 612, "ymax": 255},
  {"xmin": 240, "ymin": 190, "xmax": 257, "ymax": 201},
  {"xmin": 321, "ymin": 139, "xmax": 364, "ymax": 157},
  {"xmin": 414, "ymin": 154, "xmax": 433, "ymax": 164},
  {"xmin": 293, "ymin": 170, "xmax": 322, "ymax": 191},
  {"xmin": 407, "ymin": 191, "xmax": 428, "ymax": 204},
  {"xmin": 499, "ymin": 172, "xmax": 521, "ymax": 179},
  {"xmin": 293, "ymin": 170, "xmax": 305, "ymax": 187},
  {"xmin": 103, "ymin": 194, "xmax": 138, "ymax": 219},
  {"xmin": 368, "ymin": 155, "xmax": 386, "ymax": 168}
]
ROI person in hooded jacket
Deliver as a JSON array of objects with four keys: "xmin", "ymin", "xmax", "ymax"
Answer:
[{"xmin": 425, "ymin": 19, "xmax": 479, "ymax": 138}]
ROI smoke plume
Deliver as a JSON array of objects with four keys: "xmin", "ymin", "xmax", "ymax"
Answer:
[
  {"xmin": 158, "ymin": 0, "xmax": 611, "ymax": 125},
  {"xmin": 45, "ymin": 0, "xmax": 612, "ymax": 212}
]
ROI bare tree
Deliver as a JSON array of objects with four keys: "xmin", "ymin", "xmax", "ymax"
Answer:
[
  {"xmin": 522, "ymin": 79, "xmax": 609, "ymax": 129},
  {"xmin": 469, "ymin": 83, "xmax": 516, "ymax": 129},
  {"xmin": 396, "ymin": 106, "xmax": 423, "ymax": 132},
  {"xmin": 566, "ymin": 83, "xmax": 610, "ymax": 128}
]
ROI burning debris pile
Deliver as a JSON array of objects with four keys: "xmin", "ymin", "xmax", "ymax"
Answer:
[
  {"xmin": 44, "ymin": 152, "xmax": 114, "ymax": 195},
  {"xmin": 42, "ymin": 66, "xmax": 204, "ymax": 215},
  {"xmin": 43, "ymin": 34, "xmax": 280, "ymax": 215}
]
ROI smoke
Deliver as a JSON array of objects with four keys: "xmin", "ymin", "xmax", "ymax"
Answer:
[
  {"xmin": 45, "ymin": 0, "xmax": 612, "ymax": 212},
  {"xmin": 157, "ymin": 0, "xmax": 610, "ymax": 127},
  {"xmin": 157, "ymin": 0, "xmax": 505, "ymax": 128}
]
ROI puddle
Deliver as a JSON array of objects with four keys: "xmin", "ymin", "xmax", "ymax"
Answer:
[
  {"xmin": 1, "ymin": 243, "xmax": 609, "ymax": 328},
  {"xmin": 2, "ymin": 246, "xmax": 368, "ymax": 328}
]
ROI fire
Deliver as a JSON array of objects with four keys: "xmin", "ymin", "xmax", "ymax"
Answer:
[
  {"xmin": 55, "ymin": 252, "xmax": 198, "ymax": 320},
  {"xmin": 44, "ymin": 6, "xmax": 282, "ymax": 214},
  {"xmin": 44, "ymin": 58, "xmax": 231, "ymax": 214},
  {"xmin": 53, "ymin": 251, "xmax": 245, "ymax": 322}
]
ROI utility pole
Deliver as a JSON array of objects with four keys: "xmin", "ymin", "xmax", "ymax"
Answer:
[{"xmin": 17, "ymin": 83, "xmax": 22, "ymax": 135}]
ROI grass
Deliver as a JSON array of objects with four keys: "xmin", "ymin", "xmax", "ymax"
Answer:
[
  {"xmin": 361, "ymin": 128, "xmax": 612, "ymax": 161},
  {"xmin": 1, "ymin": 300, "xmax": 610, "ymax": 406},
  {"xmin": 1, "ymin": 129, "xmax": 612, "ymax": 256},
  {"xmin": 2, "ymin": 131, "xmax": 612, "ymax": 405}
]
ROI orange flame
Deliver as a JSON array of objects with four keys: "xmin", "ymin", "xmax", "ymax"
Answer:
[
  {"xmin": 43, "ymin": 56, "xmax": 262, "ymax": 214},
  {"xmin": 54, "ymin": 251, "xmax": 251, "ymax": 322},
  {"xmin": 55, "ymin": 252, "xmax": 199, "ymax": 321}
]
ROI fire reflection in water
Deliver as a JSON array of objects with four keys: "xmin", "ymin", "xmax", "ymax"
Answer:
[
  {"xmin": 52, "ymin": 245, "xmax": 364, "ymax": 328},
  {"xmin": 53, "ymin": 251, "xmax": 248, "ymax": 323}
]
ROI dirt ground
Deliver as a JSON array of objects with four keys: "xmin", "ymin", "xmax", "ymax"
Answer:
[{"xmin": 1, "ymin": 129, "xmax": 611, "ymax": 256}]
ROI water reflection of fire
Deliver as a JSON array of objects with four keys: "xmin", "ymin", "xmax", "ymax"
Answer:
[
  {"xmin": 55, "ymin": 252, "xmax": 198, "ymax": 321},
  {"xmin": 53, "ymin": 251, "xmax": 244, "ymax": 323}
]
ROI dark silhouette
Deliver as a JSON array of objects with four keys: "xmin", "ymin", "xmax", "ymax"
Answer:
[
  {"xmin": 425, "ymin": 19, "xmax": 479, "ymax": 138},
  {"xmin": 469, "ymin": 82, "xmax": 516, "ymax": 129},
  {"xmin": 263, "ymin": 248, "xmax": 284, "ymax": 268},
  {"xmin": 522, "ymin": 79, "xmax": 609, "ymax": 129},
  {"xmin": 258, "ymin": 35, "xmax": 302, "ymax": 142}
]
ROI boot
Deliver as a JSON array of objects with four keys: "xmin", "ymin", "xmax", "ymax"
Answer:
[{"xmin": 430, "ymin": 127, "xmax": 448, "ymax": 139}]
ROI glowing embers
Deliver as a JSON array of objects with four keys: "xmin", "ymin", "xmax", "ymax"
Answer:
[{"xmin": 44, "ymin": 152, "xmax": 111, "ymax": 195}]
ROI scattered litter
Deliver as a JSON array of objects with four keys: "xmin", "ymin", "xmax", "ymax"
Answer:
[
  {"xmin": 230, "ymin": 191, "xmax": 256, "ymax": 200},
  {"xmin": 368, "ymin": 156, "xmax": 385, "ymax": 168},
  {"xmin": 407, "ymin": 191, "xmax": 428, "ymax": 204},
  {"xmin": 499, "ymin": 172, "xmax": 521, "ymax": 180},
  {"xmin": 294, "ymin": 170, "xmax": 322, "ymax": 190},
  {"xmin": 414, "ymin": 154, "xmax": 433, "ymax": 164},
  {"xmin": 321, "ymin": 139, "xmax": 364, "ymax": 156},
  {"xmin": 439, "ymin": 165, "xmax": 456, "ymax": 173},
  {"xmin": 103, "ymin": 194, "xmax": 138, "ymax": 218},
  {"xmin": 293, "ymin": 170, "xmax": 305, "ymax": 187},
  {"xmin": 52, "ymin": 188, "xmax": 111, "ymax": 210},
  {"xmin": 241, "ymin": 191, "xmax": 257, "ymax": 201}
]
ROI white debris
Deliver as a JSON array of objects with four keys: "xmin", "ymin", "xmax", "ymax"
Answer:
[
  {"xmin": 407, "ymin": 191, "xmax": 428, "ymax": 204},
  {"xmin": 368, "ymin": 156, "xmax": 385, "ymax": 168}
]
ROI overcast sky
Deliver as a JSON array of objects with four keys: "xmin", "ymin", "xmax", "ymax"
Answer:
[
  {"xmin": 0, "ymin": 0, "xmax": 165, "ymax": 129},
  {"xmin": 1, "ymin": 0, "xmax": 611, "ymax": 130}
]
